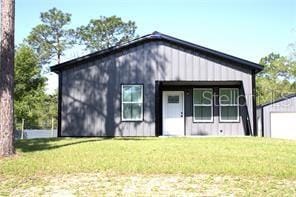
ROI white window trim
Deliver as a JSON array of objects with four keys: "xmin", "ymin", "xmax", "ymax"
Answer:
[
  {"xmin": 193, "ymin": 88, "xmax": 213, "ymax": 123},
  {"xmin": 121, "ymin": 85, "xmax": 143, "ymax": 121},
  {"xmin": 219, "ymin": 88, "xmax": 239, "ymax": 122}
]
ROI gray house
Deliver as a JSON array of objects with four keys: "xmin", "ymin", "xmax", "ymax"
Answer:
[
  {"xmin": 51, "ymin": 32, "xmax": 263, "ymax": 137},
  {"xmin": 257, "ymin": 94, "xmax": 296, "ymax": 139}
]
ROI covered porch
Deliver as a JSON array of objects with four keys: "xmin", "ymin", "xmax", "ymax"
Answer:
[{"xmin": 155, "ymin": 81, "xmax": 253, "ymax": 136}]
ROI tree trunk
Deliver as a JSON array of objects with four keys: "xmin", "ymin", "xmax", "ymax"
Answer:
[
  {"xmin": 57, "ymin": 36, "xmax": 61, "ymax": 64},
  {"xmin": 0, "ymin": 0, "xmax": 15, "ymax": 156},
  {"xmin": 57, "ymin": 52, "xmax": 61, "ymax": 64}
]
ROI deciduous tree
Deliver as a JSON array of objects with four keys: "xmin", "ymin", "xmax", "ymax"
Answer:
[
  {"xmin": 14, "ymin": 45, "xmax": 47, "ymax": 128},
  {"xmin": 257, "ymin": 53, "xmax": 296, "ymax": 104}
]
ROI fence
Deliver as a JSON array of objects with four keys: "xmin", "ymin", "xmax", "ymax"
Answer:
[
  {"xmin": 15, "ymin": 129, "xmax": 57, "ymax": 139},
  {"xmin": 15, "ymin": 117, "xmax": 57, "ymax": 139},
  {"xmin": 15, "ymin": 117, "xmax": 57, "ymax": 130}
]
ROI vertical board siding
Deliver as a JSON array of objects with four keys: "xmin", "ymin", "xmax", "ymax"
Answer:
[
  {"xmin": 263, "ymin": 97, "xmax": 296, "ymax": 137},
  {"xmin": 61, "ymin": 41, "xmax": 253, "ymax": 136}
]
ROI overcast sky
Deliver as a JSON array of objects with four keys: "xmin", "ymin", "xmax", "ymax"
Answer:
[{"xmin": 15, "ymin": 0, "xmax": 296, "ymax": 93}]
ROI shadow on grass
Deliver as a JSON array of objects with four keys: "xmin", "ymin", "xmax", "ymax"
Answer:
[{"xmin": 15, "ymin": 137, "xmax": 157, "ymax": 153}]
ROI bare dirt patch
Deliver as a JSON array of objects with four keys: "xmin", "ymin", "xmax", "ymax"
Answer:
[{"xmin": 5, "ymin": 173, "xmax": 296, "ymax": 196}]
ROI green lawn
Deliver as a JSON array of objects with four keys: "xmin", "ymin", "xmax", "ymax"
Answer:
[{"xmin": 1, "ymin": 137, "xmax": 296, "ymax": 195}]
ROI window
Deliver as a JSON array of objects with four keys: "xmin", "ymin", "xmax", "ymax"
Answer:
[
  {"xmin": 193, "ymin": 88, "xmax": 213, "ymax": 122},
  {"xmin": 168, "ymin": 95, "xmax": 179, "ymax": 103},
  {"xmin": 219, "ymin": 88, "xmax": 239, "ymax": 122},
  {"xmin": 121, "ymin": 85, "xmax": 143, "ymax": 121}
]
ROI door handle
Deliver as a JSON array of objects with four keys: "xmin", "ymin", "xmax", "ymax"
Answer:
[{"xmin": 181, "ymin": 112, "xmax": 183, "ymax": 117}]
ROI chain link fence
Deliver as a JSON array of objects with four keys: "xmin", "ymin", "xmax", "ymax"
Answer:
[{"xmin": 15, "ymin": 117, "xmax": 57, "ymax": 139}]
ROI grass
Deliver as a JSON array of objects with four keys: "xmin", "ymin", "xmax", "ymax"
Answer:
[{"xmin": 1, "ymin": 137, "xmax": 296, "ymax": 195}]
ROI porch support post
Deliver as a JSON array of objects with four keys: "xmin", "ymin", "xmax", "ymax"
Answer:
[
  {"xmin": 252, "ymin": 71, "xmax": 257, "ymax": 136},
  {"xmin": 155, "ymin": 81, "xmax": 162, "ymax": 136}
]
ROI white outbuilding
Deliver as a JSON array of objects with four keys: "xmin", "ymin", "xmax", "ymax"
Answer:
[{"xmin": 257, "ymin": 94, "xmax": 296, "ymax": 140}]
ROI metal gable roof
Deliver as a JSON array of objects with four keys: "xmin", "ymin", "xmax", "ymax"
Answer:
[
  {"xmin": 50, "ymin": 31, "xmax": 264, "ymax": 73},
  {"xmin": 260, "ymin": 93, "xmax": 296, "ymax": 108}
]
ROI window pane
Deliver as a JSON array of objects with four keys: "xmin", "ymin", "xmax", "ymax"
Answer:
[
  {"xmin": 131, "ymin": 103, "xmax": 142, "ymax": 120},
  {"xmin": 123, "ymin": 103, "xmax": 142, "ymax": 120},
  {"xmin": 194, "ymin": 106, "xmax": 212, "ymax": 121},
  {"xmin": 131, "ymin": 86, "xmax": 142, "ymax": 102},
  {"xmin": 123, "ymin": 86, "xmax": 132, "ymax": 102},
  {"xmin": 168, "ymin": 95, "xmax": 179, "ymax": 103},
  {"xmin": 221, "ymin": 106, "xmax": 238, "ymax": 120},
  {"xmin": 220, "ymin": 89, "xmax": 238, "ymax": 105},
  {"xmin": 123, "ymin": 103, "xmax": 132, "ymax": 119},
  {"xmin": 193, "ymin": 89, "xmax": 212, "ymax": 104},
  {"xmin": 123, "ymin": 85, "xmax": 142, "ymax": 102}
]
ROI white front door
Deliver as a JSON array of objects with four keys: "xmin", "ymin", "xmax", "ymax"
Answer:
[{"xmin": 162, "ymin": 91, "xmax": 184, "ymax": 136}]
